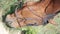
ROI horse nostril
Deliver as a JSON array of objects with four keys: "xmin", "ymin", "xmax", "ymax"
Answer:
[
  {"xmin": 46, "ymin": 20, "xmax": 49, "ymax": 24},
  {"xmin": 43, "ymin": 20, "xmax": 49, "ymax": 25}
]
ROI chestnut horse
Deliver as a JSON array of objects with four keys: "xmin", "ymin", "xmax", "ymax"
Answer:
[{"xmin": 5, "ymin": 0, "xmax": 60, "ymax": 28}]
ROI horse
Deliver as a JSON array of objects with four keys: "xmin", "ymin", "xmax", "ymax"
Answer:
[{"xmin": 5, "ymin": 0, "xmax": 60, "ymax": 28}]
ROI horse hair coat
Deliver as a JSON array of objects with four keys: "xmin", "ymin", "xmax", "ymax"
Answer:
[{"xmin": 5, "ymin": 0, "xmax": 60, "ymax": 28}]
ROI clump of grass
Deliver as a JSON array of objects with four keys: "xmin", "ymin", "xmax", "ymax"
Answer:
[{"xmin": 21, "ymin": 26, "xmax": 38, "ymax": 34}]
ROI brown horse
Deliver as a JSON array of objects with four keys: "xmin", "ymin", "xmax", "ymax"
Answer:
[{"xmin": 5, "ymin": 0, "xmax": 60, "ymax": 28}]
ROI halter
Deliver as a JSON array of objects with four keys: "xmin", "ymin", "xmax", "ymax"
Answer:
[
  {"xmin": 14, "ymin": 0, "xmax": 53, "ymax": 27},
  {"xmin": 14, "ymin": 6, "xmax": 43, "ymax": 27}
]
